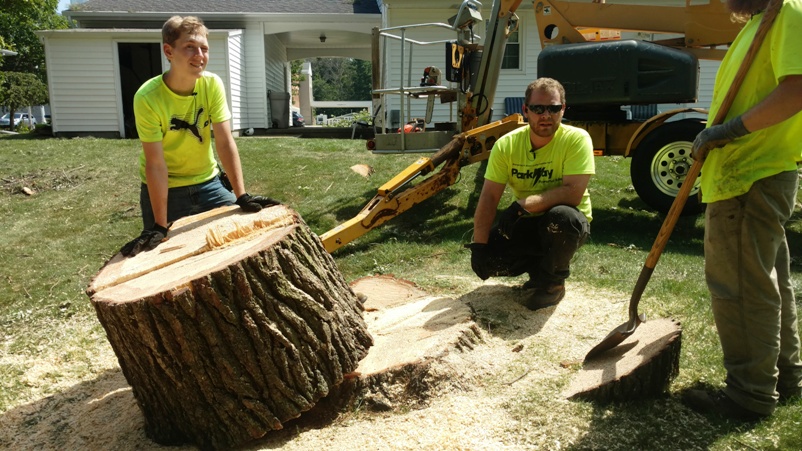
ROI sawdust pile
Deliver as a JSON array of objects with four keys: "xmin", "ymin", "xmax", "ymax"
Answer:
[{"xmin": 0, "ymin": 277, "xmax": 632, "ymax": 450}]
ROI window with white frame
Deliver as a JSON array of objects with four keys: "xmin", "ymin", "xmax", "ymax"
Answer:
[{"xmin": 501, "ymin": 28, "xmax": 520, "ymax": 70}]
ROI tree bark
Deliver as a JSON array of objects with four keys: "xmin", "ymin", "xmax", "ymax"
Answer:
[{"xmin": 87, "ymin": 205, "xmax": 372, "ymax": 450}]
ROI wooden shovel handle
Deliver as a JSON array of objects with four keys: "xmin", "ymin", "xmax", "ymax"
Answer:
[
  {"xmin": 622, "ymin": 0, "xmax": 785, "ymax": 323},
  {"xmin": 711, "ymin": 0, "xmax": 784, "ymax": 127},
  {"xmin": 642, "ymin": 0, "xmax": 783, "ymax": 270}
]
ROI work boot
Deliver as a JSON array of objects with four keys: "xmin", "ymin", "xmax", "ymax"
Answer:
[
  {"xmin": 521, "ymin": 278, "xmax": 538, "ymax": 290},
  {"xmin": 779, "ymin": 387, "xmax": 801, "ymax": 404},
  {"xmin": 524, "ymin": 283, "xmax": 565, "ymax": 311},
  {"xmin": 682, "ymin": 389, "xmax": 768, "ymax": 422}
]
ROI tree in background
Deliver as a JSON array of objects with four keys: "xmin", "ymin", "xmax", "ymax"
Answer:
[
  {"xmin": 0, "ymin": 0, "xmax": 68, "ymax": 128},
  {"xmin": 0, "ymin": 0, "xmax": 68, "ymax": 80},
  {"xmin": 0, "ymin": 72, "xmax": 49, "ymax": 130},
  {"xmin": 312, "ymin": 58, "xmax": 371, "ymax": 117},
  {"xmin": 290, "ymin": 60, "xmax": 305, "ymax": 88}
]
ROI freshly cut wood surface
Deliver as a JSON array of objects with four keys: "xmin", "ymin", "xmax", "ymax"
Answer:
[
  {"xmin": 351, "ymin": 274, "xmax": 429, "ymax": 309},
  {"xmin": 350, "ymin": 276, "xmax": 476, "ymax": 377},
  {"xmin": 87, "ymin": 205, "xmax": 372, "ymax": 450},
  {"xmin": 88, "ymin": 205, "xmax": 295, "ymax": 297},
  {"xmin": 563, "ymin": 317, "xmax": 682, "ymax": 402}
]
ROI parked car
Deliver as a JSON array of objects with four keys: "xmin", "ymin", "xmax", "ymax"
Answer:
[
  {"xmin": 292, "ymin": 111, "xmax": 305, "ymax": 127},
  {"xmin": 0, "ymin": 112, "xmax": 37, "ymax": 128}
]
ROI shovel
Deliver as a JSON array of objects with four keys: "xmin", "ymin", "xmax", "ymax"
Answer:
[{"xmin": 584, "ymin": 0, "xmax": 784, "ymax": 361}]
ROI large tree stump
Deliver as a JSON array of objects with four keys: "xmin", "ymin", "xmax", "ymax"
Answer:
[
  {"xmin": 87, "ymin": 205, "xmax": 373, "ymax": 450},
  {"xmin": 563, "ymin": 318, "xmax": 682, "ymax": 403}
]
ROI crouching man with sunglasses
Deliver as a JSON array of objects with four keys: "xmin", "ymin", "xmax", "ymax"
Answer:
[{"xmin": 469, "ymin": 77, "xmax": 594, "ymax": 310}]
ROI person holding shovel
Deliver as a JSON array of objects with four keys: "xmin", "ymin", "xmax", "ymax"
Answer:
[
  {"xmin": 683, "ymin": 0, "xmax": 802, "ymax": 421},
  {"xmin": 121, "ymin": 16, "xmax": 279, "ymax": 257},
  {"xmin": 468, "ymin": 77, "xmax": 594, "ymax": 310}
]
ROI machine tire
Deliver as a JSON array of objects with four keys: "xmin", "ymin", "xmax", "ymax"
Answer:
[{"xmin": 630, "ymin": 119, "xmax": 706, "ymax": 216}]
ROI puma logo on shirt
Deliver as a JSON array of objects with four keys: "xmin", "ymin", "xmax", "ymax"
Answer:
[{"xmin": 170, "ymin": 107, "xmax": 205, "ymax": 143}]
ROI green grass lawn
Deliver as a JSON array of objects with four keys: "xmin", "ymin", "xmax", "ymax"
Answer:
[{"xmin": 1, "ymin": 134, "xmax": 800, "ymax": 449}]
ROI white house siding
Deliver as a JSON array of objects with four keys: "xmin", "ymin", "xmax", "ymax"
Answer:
[
  {"xmin": 222, "ymin": 31, "xmax": 244, "ymax": 131},
  {"xmin": 492, "ymin": 9, "xmax": 541, "ymax": 121},
  {"xmin": 204, "ymin": 33, "xmax": 233, "ymax": 101},
  {"xmin": 243, "ymin": 25, "xmax": 269, "ymax": 129},
  {"xmin": 38, "ymin": 29, "xmax": 244, "ymax": 137},
  {"xmin": 263, "ymin": 33, "xmax": 289, "ymax": 128},
  {"xmin": 41, "ymin": 33, "xmax": 128, "ymax": 134}
]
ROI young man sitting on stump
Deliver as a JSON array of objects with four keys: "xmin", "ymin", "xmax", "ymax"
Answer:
[{"xmin": 469, "ymin": 77, "xmax": 594, "ymax": 309}]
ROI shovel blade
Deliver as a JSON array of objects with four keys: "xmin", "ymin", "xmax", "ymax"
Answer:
[
  {"xmin": 584, "ymin": 327, "xmax": 631, "ymax": 361},
  {"xmin": 584, "ymin": 313, "xmax": 646, "ymax": 361}
]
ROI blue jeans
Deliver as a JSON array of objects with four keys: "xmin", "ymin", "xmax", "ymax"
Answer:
[
  {"xmin": 139, "ymin": 176, "xmax": 236, "ymax": 229},
  {"xmin": 484, "ymin": 204, "xmax": 591, "ymax": 285}
]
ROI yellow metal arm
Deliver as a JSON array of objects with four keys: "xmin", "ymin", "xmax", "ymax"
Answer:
[
  {"xmin": 534, "ymin": 0, "xmax": 741, "ymax": 60},
  {"xmin": 320, "ymin": 114, "xmax": 525, "ymax": 253}
]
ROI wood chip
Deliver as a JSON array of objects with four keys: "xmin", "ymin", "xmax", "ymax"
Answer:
[{"xmin": 350, "ymin": 164, "xmax": 374, "ymax": 178}]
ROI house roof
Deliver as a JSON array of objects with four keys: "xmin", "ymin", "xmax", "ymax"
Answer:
[
  {"xmin": 68, "ymin": 0, "xmax": 381, "ymax": 14},
  {"xmin": 63, "ymin": 0, "xmax": 382, "ymax": 60}
]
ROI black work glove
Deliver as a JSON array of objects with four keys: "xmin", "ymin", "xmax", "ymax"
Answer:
[
  {"xmin": 235, "ymin": 193, "xmax": 281, "ymax": 212},
  {"xmin": 468, "ymin": 242, "xmax": 492, "ymax": 280},
  {"xmin": 120, "ymin": 223, "xmax": 169, "ymax": 257},
  {"xmin": 691, "ymin": 115, "xmax": 749, "ymax": 162},
  {"xmin": 497, "ymin": 201, "xmax": 528, "ymax": 239}
]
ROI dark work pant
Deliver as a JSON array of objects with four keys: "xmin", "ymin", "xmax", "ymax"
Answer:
[
  {"xmin": 484, "ymin": 204, "xmax": 590, "ymax": 285},
  {"xmin": 705, "ymin": 170, "xmax": 802, "ymax": 415}
]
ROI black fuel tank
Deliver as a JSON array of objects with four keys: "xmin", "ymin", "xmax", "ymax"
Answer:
[{"xmin": 537, "ymin": 39, "xmax": 699, "ymax": 106}]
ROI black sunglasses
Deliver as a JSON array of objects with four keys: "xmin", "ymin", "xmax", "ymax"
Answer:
[{"xmin": 526, "ymin": 104, "xmax": 563, "ymax": 114}]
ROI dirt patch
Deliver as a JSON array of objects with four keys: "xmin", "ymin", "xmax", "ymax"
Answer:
[
  {"xmin": 1, "ymin": 276, "xmax": 642, "ymax": 450},
  {"xmin": 1, "ymin": 166, "xmax": 87, "ymax": 195}
]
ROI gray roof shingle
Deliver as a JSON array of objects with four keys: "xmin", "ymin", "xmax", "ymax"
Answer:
[{"xmin": 71, "ymin": 0, "xmax": 381, "ymax": 14}]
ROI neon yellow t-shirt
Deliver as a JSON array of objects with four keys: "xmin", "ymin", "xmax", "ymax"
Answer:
[
  {"xmin": 134, "ymin": 72, "xmax": 232, "ymax": 188},
  {"xmin": 700, "ymin": 1, "xmax": 802, "ymax": 203},
  {"xmin": 484, "ymin": 124, "xmax": 595, "ymax": 221}
]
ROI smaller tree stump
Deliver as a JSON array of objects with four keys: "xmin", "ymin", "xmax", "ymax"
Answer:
[
  {"xmin": 312, "ymin": 276, "xmax": 481, "ymax": 414},
  {"xmin": 87, "ymin": 205, "xmax": 372, "ymax": 450},
  {"xmin": 563, "ymin": 318, "xmax": 682, "ymax": 403}
]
